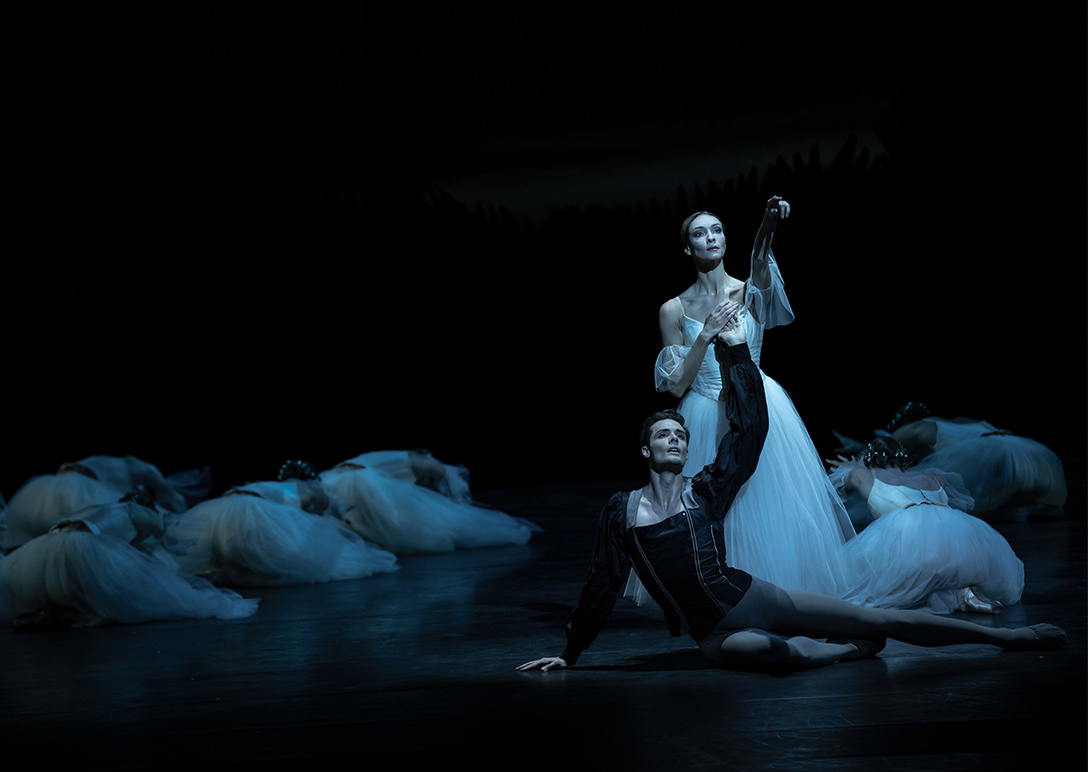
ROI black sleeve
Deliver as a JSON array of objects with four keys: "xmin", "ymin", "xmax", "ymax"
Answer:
[
  {"xmin": 691, "ymin": 341, "xmax": 769, "ymax": 520},
  {"xmin": 559, "ymin": 492, "xmax": 632, "ymax": 666}
]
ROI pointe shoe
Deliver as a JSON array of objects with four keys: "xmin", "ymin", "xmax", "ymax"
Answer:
[{"xmin": 957, "ymin": 586, "xmax": 1004, "ymax": 615}]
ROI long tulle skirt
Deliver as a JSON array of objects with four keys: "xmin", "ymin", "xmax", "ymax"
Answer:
[
  {"xmin": 680, "ymin": 373, "xmax": 860, "ymax": 597},
  {"xmin": 337, "ymin": 450, "xmax": 474, "ymax": 503},
  {"xmin": 0, "ymin": 531, "xmax": 257, "ymax": 626},
  {"xmin": 320, "ymin": 466, "xmax": 539, "ymax": 555},
  {"xmin": 3, "ymin": 473, "xmax": 127, "ymax": 552},
  {"xmin": 920, "ymin": 434, "xmax": 1067, "ymax": 519},
  {"xmin": 842, "ymin": 504, "xmax": 1024, "ymax": 611},
  {"xmin": 169, "ymin": 496, "xmax": 399, "ymax": 587}
]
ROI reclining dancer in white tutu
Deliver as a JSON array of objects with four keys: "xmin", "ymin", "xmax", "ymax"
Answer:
[
  {"xmin": 834, "ymin": 402, "xmax": 1067, "ymax": 520},
  {"xmin": 827, "ymin": 437, "xmax": 1025, "ymax": 615},
  {"xmin": 320, "ymin": 451, "xmax": 540, "ymax": 556},
  {"xmin": 3, "ymin": 462, "xmax": 123, "ymax": 553},
  {"xmin": 329, "ymin": 450, "xmax": 475, "ymax": 503},
  {"xmin": 167, "ymin": 461, "xmax": 398, "ymax": 587},
  {"xmin": 0, "ymin": 493, "xmax": 257, "ymax": 629},
  {"xmin": 3, "ymin": 454, "xmax": 210, "ymax": 553},
  {"xmin": 519, "ymin": 316, "xmax": 1066, "ymax": 673}
]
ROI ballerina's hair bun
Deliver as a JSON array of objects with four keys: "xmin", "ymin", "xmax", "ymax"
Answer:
[{"xmin": 862, "ymin": 437, "xmax": 911, "ymax": 470}]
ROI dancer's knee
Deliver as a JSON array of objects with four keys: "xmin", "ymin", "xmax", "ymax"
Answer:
[
  {"xmin": 724, "ymin": 630, "xmax": 779, "ymax": 656},
  {"xmin": 711, "ymin": 629, "xmax": 794, "ymax": 671}
]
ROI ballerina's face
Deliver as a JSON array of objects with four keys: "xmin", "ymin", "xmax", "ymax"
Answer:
[
  {"xmin": 642, "ymin": 419, "xmax": 689, "ymax": 470},
  {"xmin": 685, "ymin": 214, "xmax": 726, "ymax": 261}
]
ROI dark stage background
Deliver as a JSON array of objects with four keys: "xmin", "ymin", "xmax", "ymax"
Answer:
[{"xmin": 5, "ymin": 3, "xmax": 1085, "ymax": 500}]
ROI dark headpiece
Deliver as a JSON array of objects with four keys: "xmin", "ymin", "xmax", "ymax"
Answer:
[
  {"xmin": 862, "ymin": 437, "xmax": 911, "ymax": 470},
  {"xmin": 279, "ymin": 459, "xmax": 319, "ymax": 482}
]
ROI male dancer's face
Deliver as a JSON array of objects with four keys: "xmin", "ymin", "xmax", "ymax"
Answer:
[{"xmin": 642, "ymin": 419, "xmax": 689, "ymax": 472}]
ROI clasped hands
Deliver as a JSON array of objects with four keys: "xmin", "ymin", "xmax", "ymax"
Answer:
[{"xmin": 704, "ymin": 300, "xmax": 746, "ymax": 346}]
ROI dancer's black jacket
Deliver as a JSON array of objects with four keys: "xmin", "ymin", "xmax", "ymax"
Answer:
[{"xmin": 561, "ymin": 341, "xmax": 769, "ymax": 665}]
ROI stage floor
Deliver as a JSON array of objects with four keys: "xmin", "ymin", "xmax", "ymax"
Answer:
[{"xmin": 1, "ymin": 474, "xmax": 1084, "ymax": 771}]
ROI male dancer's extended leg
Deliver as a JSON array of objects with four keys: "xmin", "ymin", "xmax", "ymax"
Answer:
[{"xmin": 700, "ymin": 577, "xmax": 1066, "ymax": 671}]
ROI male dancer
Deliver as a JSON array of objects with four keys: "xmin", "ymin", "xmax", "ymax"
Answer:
[{"xmin": 519, "ymin": 307, "xmax": 1066, "ymax": 672}]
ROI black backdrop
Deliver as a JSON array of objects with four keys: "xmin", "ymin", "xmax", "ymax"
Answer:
[{"xmin": 5, "ymin": 3, "xmax": 1084, "ymax": 498}]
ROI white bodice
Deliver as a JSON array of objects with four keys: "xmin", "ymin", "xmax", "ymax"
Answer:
[
  {"xmin": 866, "ymin": 478, "xmax": 949, "ymax": 519},
  {"xmin": 655, "ymin": 253, "xmax": 793, "ymax": 401},
  {"xmin": 680, "ymin": 312, "xmax": 763, "ymax": 399}
]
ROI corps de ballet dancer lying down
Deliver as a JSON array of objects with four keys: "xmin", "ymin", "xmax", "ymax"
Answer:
[
  {"xmin": 0, "ymin": 493, "xmax": 257, "ymax": 629},
  {"xmin": 320, "ymin": 450, "xmax": 540, "ymax": 555},
  {"xmin": 333, "ymin": 450, "xmax": 475, "ymax": 503},
  {"xmin": 827, "ymin": 437, "xmax": 1024, "ymax": 615},
  {"xmin": 835, "ymin": 402, "xmax": 1067, "ymax": 519},
  {"xmin": 71, "ymin": 455, "xmax": 212, "ymax": 513},
  {"xmin": 167, "ymin": 461, "xmax": 398, "ymax": 587},
  {"xmin": 3, "ymin": 454, "xmax": 211, "ymax": 553},
  {"xmin": 649, "ymin": 198, "xmax": 858, "ymax": 601},
  {"xmin": 519, "ymin": 319, "xmax": 1066, "ymax": 673},
  {"xmin": 3, "ymin": 462, "xmax": 121, "ymax": 553}
]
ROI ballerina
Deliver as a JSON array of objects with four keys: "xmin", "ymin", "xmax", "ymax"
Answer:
[
  {"xmin": 75, "ymin": 454, "xmax": 212, "ymax": 513},
  {"xmin": 836, "ymin": 402, "xmax": 1067, "ymax": 519},
  {"xmin": 166, "ymin": 461, "xmax": 398, "ymax": 587},
  {"xmin": 519, "ymin": 325, "xmax": 1065, "ymax": 674},
  {"xmin": 3, "ymin": 454, "xmax": 210, "ymax": 553},
  {"xmin": 828, "ymin": 437, "xmax": 1024, "ymax": 614},
  {"xmin": 4, "ymin": 461, "xmax": 139, "ymax": 553},
  {"xmin": 330, "ymin": 449, "xmax": 474, "ymax": 503},
  {"xmin": 319, "ymin": 451, "xmax": 540, "ymax": 555},
  {"xmin": 0, "ymin": 493, "xmax": 257, "ymax": 628},
  {"xmin": 650, "ymin": 197, "xmax": 858, "ymax": 597}
]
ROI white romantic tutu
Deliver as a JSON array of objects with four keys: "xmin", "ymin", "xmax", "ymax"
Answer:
[
  {"xmin": 655, "ymin": 325, "xmax": 855, "ymax": 596},
  {"xmin": 0, "ymin": 529, "xmax": 257, "ymax": 627},
  {"xmin": 3, "ymin": 471, "xmax": 128, "ymax": 552},
  {"xmin": 679, "ymin": 374, "xmax": 861, "ymax": 596},
  {"xmin": 918, "ymin": 420, "xmax": 1067, "ymax": 519},
  {"xmin": 842, "ymin": 479, "xmax": 1024, "ymax": 612},
  {"xmin": 76, "ymin": 455, "xmax": 211, "ymax": 513},
  {"xmin": 649, "ymin": 265, "xmax": 858, "ymax": 599},
  {"xmin": 169, "ymin": 488, "xmax": 398, "ymax": 587},
  {"xmin": 339, "ymin": 450, "xmax": 474, "ymax": 504},
  {"xmin": 320, "ymin": 464, "xmax": 539, "ymax": 555},
  {"xmin": 3, "ymin": 455, "xmax": 210, "ymax": 553}
]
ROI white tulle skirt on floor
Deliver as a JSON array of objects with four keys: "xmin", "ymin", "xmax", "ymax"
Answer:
[
  {"xmin": 3, "ymin": 472, "xmax": 128, "ymax": 552},
  {"xmin": 169, "ymin": 494, "xmax": 399, "ymax": 587},
  {"xmin": 0, "ymin": 530, "xmax": 257, "ymax": 627},
  {"xmin": 920, "ymin": 424, "xmax": 1067, "ymax": 519},
  {"xmin": 320, "ymin": 465, "xmax": 539, "ymax": 555},
  {"xmin": 842, "ymin": 503, "xmax": 1024, "ymax": 611}
]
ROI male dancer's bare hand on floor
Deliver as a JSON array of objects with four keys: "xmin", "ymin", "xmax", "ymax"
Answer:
[{"xmin": 516, "ymin": 656, "xmax": 569, "ymax": 672}]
